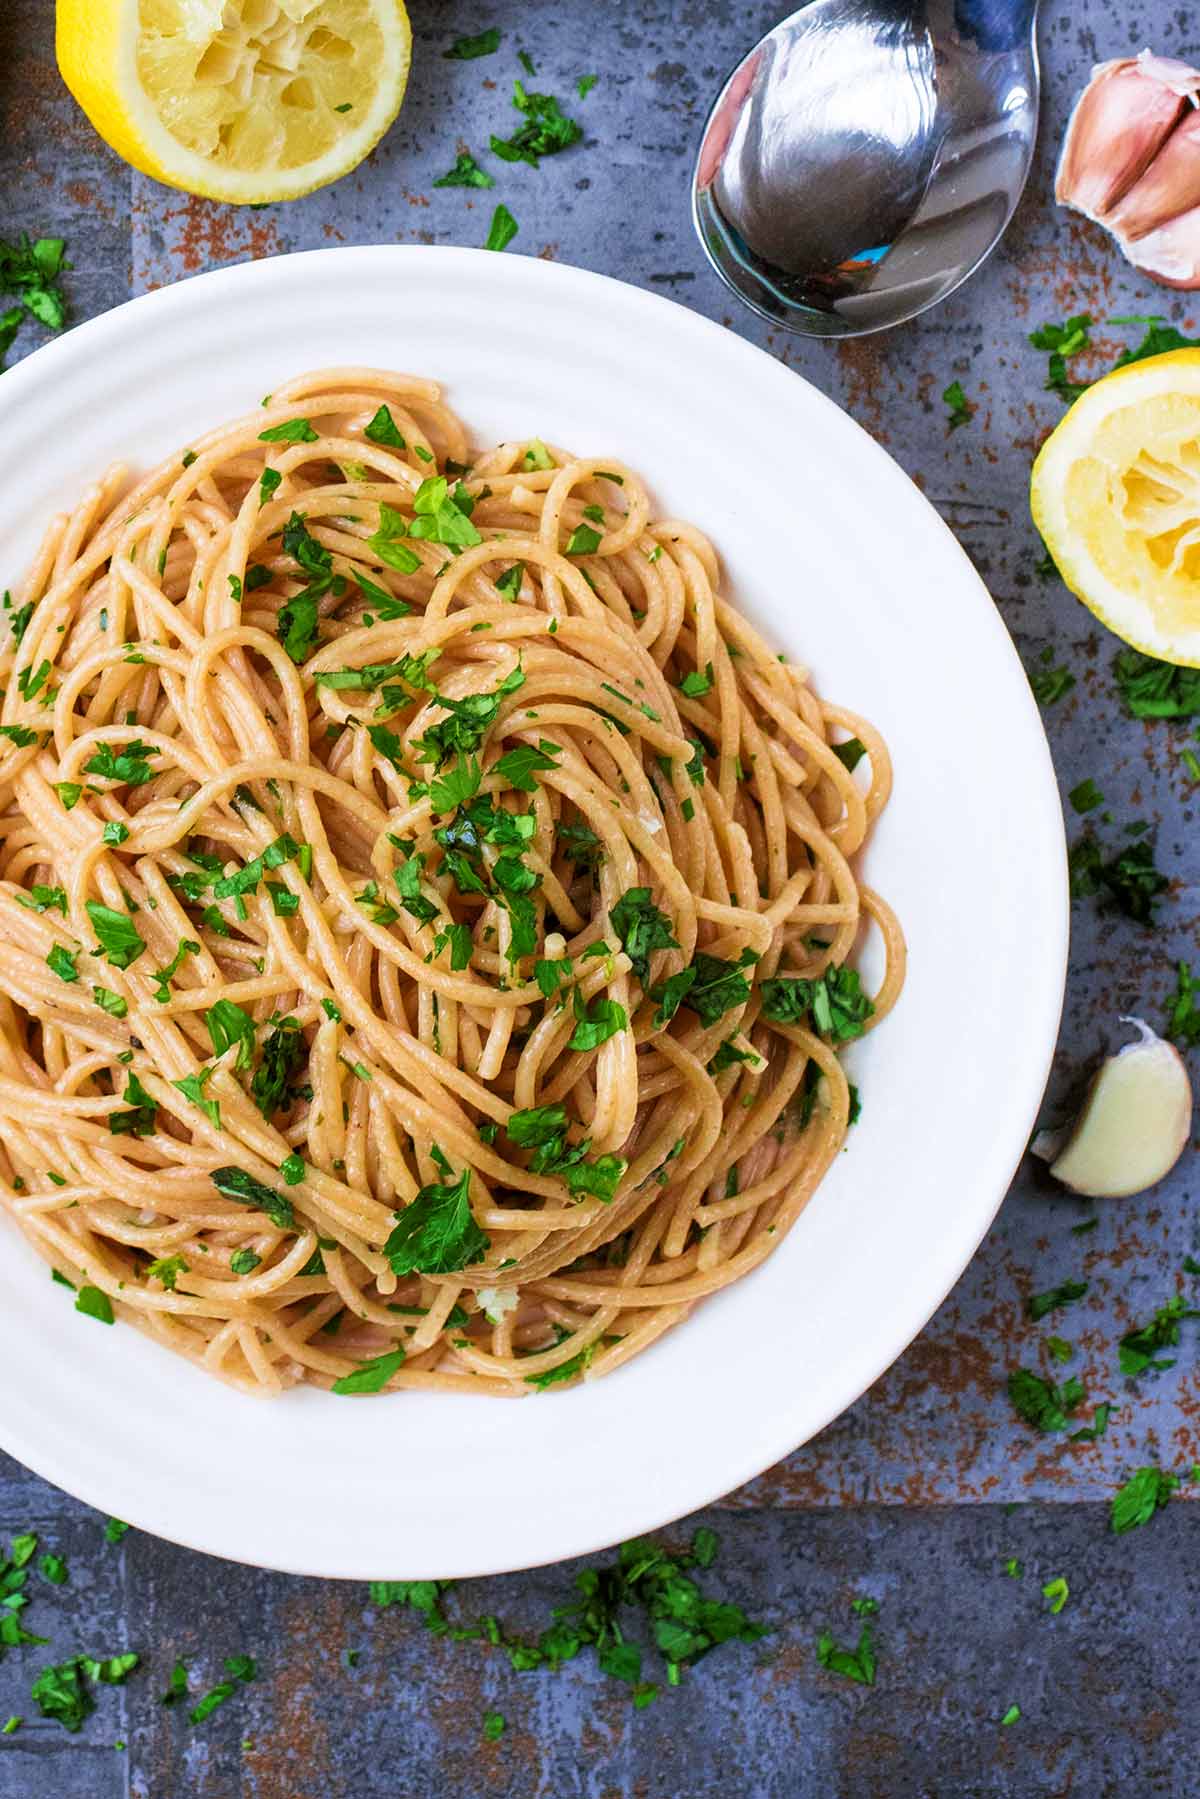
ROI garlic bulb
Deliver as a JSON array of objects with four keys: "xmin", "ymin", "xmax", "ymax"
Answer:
[
  {"xmin": 1031, "ymin": 1018, "xmax": 1192, "ymax": 1199},
  {"xmin": 1057, "ymin": 51, "xmax": 1200, "ymax": 288}
]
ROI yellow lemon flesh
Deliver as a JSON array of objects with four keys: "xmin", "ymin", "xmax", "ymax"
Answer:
[
  {"xmin": 1031, "ymin": 347, "xmax": 1200, "ymax": 667},
  {"xmin": 56, "ymin": 0, "xmax": 412, "ymax": 205}
]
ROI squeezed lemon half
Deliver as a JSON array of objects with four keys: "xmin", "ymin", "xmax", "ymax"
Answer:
[
  {"xmin": 57, "ymin": 0, "xmax": 412, "ymax": 205},
  {"xmin": 1032, "ymin": 348, "xmax": 1200, "ymax": 667}
]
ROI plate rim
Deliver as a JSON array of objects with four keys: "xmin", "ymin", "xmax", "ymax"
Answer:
[{"xmin": 0, "ymin": 245, "xmax": 1068, "ymax": 1578}]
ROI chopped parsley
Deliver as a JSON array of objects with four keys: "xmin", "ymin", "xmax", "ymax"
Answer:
[
  {"xmin": 206, "ymin": 998, "xmax": 257, "ymax": 1070},
  {"xmin": 565, "ymin": 522, "xmax": 602, "ymax": 556},
  {"xmin": 760, "ymin": 966, "xmax": 873, "ymax": 1042},
  {"xmin": 31, "ymin": 1653, "xmax": 138, "ymax": 1732},
  {"xmin": 434, "ymin": 152, "xmax": 495, "ymax": 190},
  {"xmin": 942, "ymin": 379, "xmax": 972, "ymax": 429},
  {"xmin": 0, "ymin": 234, "xmax": 70, "ymax": 367},
  {"xmin": 816, "ymin": 1623, "xmax": 875, "ymax": 1686},
  {"xmin": 1042, "ymin": 1576, "xmax": 1069, "ymax": 1614},
  {"xmin": 83, "ymin": 740, "xmax": 159, "ymax": 787},
  {"xmin": 85, "ymin": 902, "xmax": 145, "ymax": 969},
  {"xmin": 45, "ymin": 945, "xmax": 78, "ymax": 983},
  {"xmin": 210, "ymin": 1166, "xmax": 294, "ymax": 1231},
  {"xmin": 568, "ymin": 988, "xmax": 628, "ymax": 1052},
  {"xmin": 610, "ymin": 887, "xmax": 678, "ymax": 986},
  {"xmin": 1028, "ymin": 661, "xmax": 1076, "ymax": 706},
  {"xmin": 1113, "ymin": 647, "xmax": 1200, "ymax": 719},
  {"xmin": 363, "ymin": 404, "xmax": 407, "ymax": 448},
  {"xmin": 445, "ymin": 27, "xmax": 501, "ymax": 58},
  {"xmin": 258, "ymin": 417, "xmax": 318, "ymax": 443},
  {"xmin": 1068, "ymin": 833, "xmax": 1169, "ymax": 922},
  {"xmin": 485, "ymin": 203, "xmax": 519, "ymax": 253},
  {"xmin": 384, "ymin": 1161, "xmax": 489, "ymax": 1275},
  {"xmin": 494, "ymin": 740, "xmax": 560, "ymax": 791},
  {"xmin": 491, "ymin": 79, "xmax": 582, "ymax": 167},
  {"xmin": 1026, "ymin": 1279, "xmax": 1088, "ymax": 1321},
  {"xmin": 1068, "ymin": 777, "xmax": 1104, "ymax": 814},
  {"xmin": 109, "ymin": 1071, "xmax": 157, "ymax": 1137},
  {"xmin": 16, "ymin": 882, "xmax": 66, "ymax": 914},
  {"xmin": 1118, "ymin": 1294, "xmax": 1199, "ymax": 1376},
  {"xmin": 250, "ymin": 1016, "xmax": 306, "ymax": 1118},
  {"xmin": 332, "ymin": 1347, "xmax": 406, "ymax": 1395},
  {"xmin": 1111, "ymin": 1466, "xmax": 1177, "ymax": 1534},
  {"xmin": 74, "ymin": 1286, "xmax": 114, "ymax": 1326},
  {"xmin": 1006, "ymin": 1367, "xmax": 1084, "ymax": 1433},
  {"xmin": 1167, "ymin": 961, "xmax": 1200, "ymax": 1047}
]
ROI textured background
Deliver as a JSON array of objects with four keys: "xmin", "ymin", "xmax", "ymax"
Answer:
[{"xmin": 2, "ymin": 1, "xmax": 1199, "ymax": 1794}]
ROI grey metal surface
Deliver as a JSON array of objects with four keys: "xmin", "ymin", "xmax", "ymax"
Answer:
[{"xmin": 1, "ymin": 0, "xmax": 1198, "ymax": 1792}]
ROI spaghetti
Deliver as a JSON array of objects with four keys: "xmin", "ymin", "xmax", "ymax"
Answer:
[{"xmin": 0, "ymin": 368, "xmax": 904, "ymax": 1396}]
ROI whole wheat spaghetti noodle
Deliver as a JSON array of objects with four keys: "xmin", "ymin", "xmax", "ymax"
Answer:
[{"xmin": 0, "ymin": 368, "xmax": 904, "ymax": 1397}]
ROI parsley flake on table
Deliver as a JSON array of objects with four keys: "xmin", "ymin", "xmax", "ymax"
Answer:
[
  {"xmin": 1118, "ymin": 1293, "xmax": 1199, "ymax": 1376},
  {"xmin": 1026, "ymin": 1279, "xmax": 1088, "ymax": 1321},
  {"xmin": 0, "ymin": 234, "xmax": 70, "ymax": 366},
  {"xmin": 485, "ymin": 203, "xmax": 519, "ymax": 253},
  {"xmin": 1068, "ymin": 832, "xmax": 1168, "ymax": 922},
  {"xmin": 1028, "ymin": 660, "xmax": 1076, "ymax": 706},
  {"xmin": 1042, "ymin": 1576, "xmax": 1069, "ymax": 1614},
  {"xmin": 816, "ymin": 1622, "xmax": 875, "ymax": 1685},
  {"xmin": 434, "ymin": 151, "xmax": 495, "ymax": 189},
  {"xmin": 1007, "ymin": 1367, "xmax": 1085, "ymax": 1433},
  {"xmin": 1028, "ymin": 313, "xmax": 1092, "ymax": 401},
  {"xmin": 1113, "ymin": 647, "xmax": 1200, "ymax": 719},
  {"xmin": 942, "ymin": 379, "xmax": 972, "ymax": 428},
  {"xmin": 445, "ymin": 27, "xmax": 501, "ymax": 58},
  {"xmin": 1111, "ymin": 1466, "xmax": 1177, "ymax": 1533},
  {"xmin": 491, "ymin": 79, "xmax": 583, "ymax": 167},
  {"xmin": 31, "ymin": 1652, "xmax": 138, "ymax": 1733},
  {"xmin": 483, "ymin": 1709, "xmax": 506, "ymax": 1739},
  {"xmin": 1068, "ymin": 777, "xmax": 1104, "ymax": 814}
]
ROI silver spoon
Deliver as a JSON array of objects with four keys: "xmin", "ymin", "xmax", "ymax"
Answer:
[{"xmin": 692, "ymin": 0, "xmax": 1041, "ymax": 338}]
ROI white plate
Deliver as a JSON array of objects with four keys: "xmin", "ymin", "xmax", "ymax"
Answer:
[{"xmin": 0, "ymin": 248, "xmax": 1067, "ymax": 1579}]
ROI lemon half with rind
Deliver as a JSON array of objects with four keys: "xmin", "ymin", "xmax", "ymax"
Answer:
[
  {"xmin": 57, "ymin": 0, "xmax": 411, "ymax": 206},
  {"xmin": 1031, "ymin": 347, "xmax": 1200, "ymax": 668}
]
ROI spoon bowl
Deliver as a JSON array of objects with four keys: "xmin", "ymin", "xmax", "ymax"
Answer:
[{"xmin": 693, "ymin": 0, "xmax": 1040, "ymax": 337}]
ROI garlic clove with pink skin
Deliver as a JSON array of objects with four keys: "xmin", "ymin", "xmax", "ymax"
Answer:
[
  {"xmin": 1107, "ymin": 107, "xmax": 1200, "ymax": 241},
  {"xmin": 1119, "ymin": 202, "xmax": 1200, "ymax": 289},
  {"xmin": 1032, "ymin": 1018, "xmax": 1192, "ymax": 1200},
  {"xmin": 1056, "ymin": 50, "xmax": 1200, "ymax": 287},
  {"xmin": 1056, "ymin": 55, "xmax": 1192, "ymax": 221}
]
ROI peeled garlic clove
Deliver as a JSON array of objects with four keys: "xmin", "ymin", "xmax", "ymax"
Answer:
[
  {"xmin": 1056, "ymin": 55, "xmax": 1193, "ymax": 221},
  {"xmin": 1032, "ymin": 1018, "xmax": 1192, "ymax": 1199}
]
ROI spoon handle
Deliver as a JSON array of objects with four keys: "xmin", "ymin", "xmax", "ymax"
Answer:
[{"xmin": 953, "ymin": 0, "xmax": 1039, "ymax": 50}]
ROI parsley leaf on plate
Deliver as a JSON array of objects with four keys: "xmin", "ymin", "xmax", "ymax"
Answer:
[
  {"xmin": 384, "ymin": 1162, "xmax": 490, "ymax": 1275},
  {"xmin": 210, "ymin": 1166, "xmax": 294, "ymax": 1230},
  {"xmin": 610, "ymin": 887, "xmax": 678, "ymax": 986}
]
